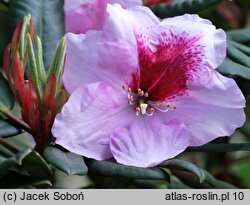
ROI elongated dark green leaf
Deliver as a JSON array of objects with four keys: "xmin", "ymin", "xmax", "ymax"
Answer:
[
  {"xmin": 160, "ymin": 159, "xmax": 215, "ymax": 184},
  {"xmin": 0, "ymin": 148, "xmax": 52, "ymax": 179},
  {"xmin": 168, "ymin": 176, "xmax": 192, "ymax": 189},
  {"xmin": 218, "ymin": 57, "xmax": 250, "ymax": 79},
  {"xmin": 160, "ymin": 159, "xmax": 237, "ymax": 188},
  {"xmin": 232, "ymin": 41, "xmax": 250, "ymax": 55},
  {"xmin": 17, "ymin": 149, "xmax": 52, "ymax": 179},
  {"xmin": 0, "ymin": 72, "xmax": 14, "ymax": 110},
  {"xmin": 227, "ymin": 41, "xmax": 250, "ymax": 67},
  {"xmin": 227, "ymin": 28, "xmax": 250, "ymax": 43},
  {"xmin": 8, "ymin": 0, "xmax": 64, "ymax": 70},
  {"xmin": 187, "ymin": 143, "xmax": 250, "ymax": 152},
  {"xmin": 0, "ymin": 119, "xmax": 22, "ymax": 137},
  {"xmin": 43, "ymin": 146, "xmax": 88, "ymax": 176},
  {"xmin": 151, "ymin": 0, "xmax": 222, "ymax": 18},
  {"xmin": 87, "ymin": 159, "xmax": 170, "ymax": 181},
  {"xmin": 218, "ymin": 28, "xmax": 250, "ymax": 79}
]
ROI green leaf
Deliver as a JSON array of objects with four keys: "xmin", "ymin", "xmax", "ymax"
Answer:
[
  {"xmin": 0, "ymin": 148, "xmax": 52, "ymax": 179},
  {"xmin": 35, "ymin": 36, "xmax": 46, "ymax": 83},
  {"xmin": 218, "ymin": 57, "xmax": 250, "ymax": 79},
  {"xmin": 0, "ymin": 119, "xmax": 22, "ymax": 137},
  {"xmin": 168, "ymin": 175, "xmax": 192, "ymax": 189},
  {"xmin": 0, "ymin": 72, "xmax": 14, "ymax": 110},
  {"xmin": 43, "ymin": 146, "xmax": 88, "ymax": 176},
  {"xmin": 26, "ymin": 33, "xmax": 42, "ymax": 98},
  {"xmin": 87, "ymin": 159, "xmax": 170, "ymax": 181},
  {"xmin": 161, "ymin": 159, "xmax": 215, "ymax": 184},
  {"xmin": 187, "ymin": 143, "xmax": 250, "ymax": 152},
  {"xmin": 218, "ymin": 28, "xmax": 250, "ymax": 79},
  {"xmin": 8, "ymin": 0, "xmax": 64, "ymax": 70},
  {"xmin": 227, "ymin": 41, "xmax": 250, "ymax": 67},
  {"xmin": 162, "ymin": 159, "xmax": 237, "ymax": 189},
  {"xmin": 151, "ymin": 0, "xmax": 222, "ymax": 18},
  {"xmin": 46, "ymin": 37, "xmax": 66, "ymax": 84},
  {"xmin": 227, "ymin": 27, "xmax": 250, "ymax": 43}
]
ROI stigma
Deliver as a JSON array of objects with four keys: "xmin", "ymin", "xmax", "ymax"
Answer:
[{"xmin": 122, "ymin": 85, "xmax": 176, "ymax": 116}]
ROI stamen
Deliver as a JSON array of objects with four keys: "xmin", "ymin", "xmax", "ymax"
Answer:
[
  {"xmin": 166, "ymin": 104, "xmax": 170, "ymax": 108},
  {"xmin": 140, "ymin": 90, "xmax": 144, "ymax": 97},
  {"xmin": 140, "ymin": 103, "xmax": 148, "ymax": 115},
  {"xmin": 122, "ymin": 84, "xmax": 126, "ymax": 91},
  {"xmin": 173, "ymin": 105, "xmax": 177, "ymax": 110},
  {"xmin": 146, "ymin": 107, "xmax": 154, "ymax": 116},
  {"xmin": 137, "ymin": 88, "xmax": 142, "ymax": 94},
  {"xmin": 136, "ymin": 107, "xmax": 140, "ymax": 116},
  {"xmin": 144, "ymin": 93, "xmax": 149, "ymax": 98},
  {"xmin": 128, "ymin": 88, "xmax": 132, "ymax": 93},
  {"xmin": 129, "ymin": 96, "xmax": 134, "ymax": 104}
]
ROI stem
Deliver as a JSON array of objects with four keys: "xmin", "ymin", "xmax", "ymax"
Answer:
[
  {"xmin": 1, "ymin": 110, "xmax": 32, "ymax": 134},
  {"xmin": 186, "ymin": 143, "xmax": 250, "ymax": 152},
  {"xmin": 0, "ymin": 136, "xmax": 19, "ymax": 154}
]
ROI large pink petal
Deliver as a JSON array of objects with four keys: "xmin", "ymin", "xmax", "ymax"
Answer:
[
  {"xmin": 159, "ymin": 14, "xmax": 227, "ymax": 69},
  {"xmin": 52, "ymin": 82, "xmax": 132, "ymax": 160},
  {"xmin": 63, "ymin": 31, "xmax": 138, "ymax": 93},
  {"xmin": 64, "ymin": 0, "xmax": 142, "ymax": 34},
  {"xmin": 161, "ymin": 70, "xmax": 245, "ymax": 146},
  {"xmin": 104, "ymin": 4, "xmax": 160, "ymax": 45},
  {"xmin": 64, "ymin": 0, "xmax": 108, "ymax": 34},
  {"xmin": 110, "ymin": 118, "xmax": 189, "ymax": 167}
]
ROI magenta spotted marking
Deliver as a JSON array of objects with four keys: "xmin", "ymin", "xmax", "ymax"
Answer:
[{"xmin": 129, "ymin": 30, "xmax": 206, "ymax": 102}]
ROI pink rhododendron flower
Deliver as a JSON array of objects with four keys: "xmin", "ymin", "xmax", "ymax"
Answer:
[
  {"xmin": 64, "ymin": 0, "xmax": 142, "ymax": 33},
  {"xmin": 53, "ymin": 4, "xmax": 246, "ymax": 167}
]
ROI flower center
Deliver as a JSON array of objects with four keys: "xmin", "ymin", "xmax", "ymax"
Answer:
[{"xmin": 122, "ymin": 85, "xmax": 176, "ymax": 116}]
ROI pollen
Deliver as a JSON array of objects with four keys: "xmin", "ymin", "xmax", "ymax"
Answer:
[{"xmin": 130, "ymin": 95, "xmax": 134, "ymax": 102}]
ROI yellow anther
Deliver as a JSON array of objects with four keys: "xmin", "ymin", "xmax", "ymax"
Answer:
[
  {"xmin": 173, "ymin": 105, "xmax": 177, "ymax": 110},
  {"xmin": 130, "ymin": 95, "xmax": 134, "ymax": 102},
  {"xmin": 150, "ymin": 107, "xmax": 154, "ymax": 113},
  {"xmin": 166, "ymin": 104, "xmax": 170, "ymax": 108}
]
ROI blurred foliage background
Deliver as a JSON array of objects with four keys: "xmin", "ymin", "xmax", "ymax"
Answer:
[{"xmin": 1, "ymin": 0, "xmax": 250, "ymax": 189}]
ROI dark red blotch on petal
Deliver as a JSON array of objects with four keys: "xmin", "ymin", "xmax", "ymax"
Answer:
[{"xmin": 129, "ymin": 30, "xmax": 206, "ymax": 102}]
